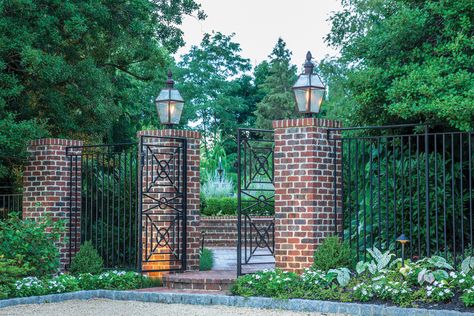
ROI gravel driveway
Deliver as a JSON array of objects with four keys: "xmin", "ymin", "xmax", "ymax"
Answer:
[{"xmin": 0, "ymin": 299, "xmax": 347, "ymax": 316}]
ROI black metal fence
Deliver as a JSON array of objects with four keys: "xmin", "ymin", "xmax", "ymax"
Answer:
[
  {"xmin": 0, "ymin": 187, "xmax": 22, "ymax": 219},
  {"xmin": 66, "ymin": 143, "xmax": 139, "ymax": 270},
  {"xmin": 331, "ymin": 125, "xmax": 474, "ymax": 264}
]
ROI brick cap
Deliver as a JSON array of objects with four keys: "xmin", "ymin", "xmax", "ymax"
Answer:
[
  {"xmin": 272, "ymin": 118, "xmax": 342, "ymax": 129},
  {"xmin": 137, "ymin": 129, "xmax": 201, "ymax": 140},
  {"xmin": 29, "ymin": 138, "xmax": 84, "ymax": 147}
]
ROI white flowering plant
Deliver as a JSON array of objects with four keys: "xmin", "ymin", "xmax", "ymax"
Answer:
[
  {"xmin": 231, "ymin": 269, "xmax": 300, "ymax": 298},
  {"xmin": 232, "ymin": 252, "xmax": 474, "ymax": 308},
  {"xmin": 425, "ymin": 280, "xmax": 454, "ymax": 302},
  {"xmin": 6, "ymin": 270, "xmax": 152, "ymax": 299}
]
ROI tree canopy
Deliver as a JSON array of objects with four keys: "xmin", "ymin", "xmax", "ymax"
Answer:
[
  {"xmin": 325, "ymin": 0, "xmax": 474, "ymax": 131},
  {"xmin": 176, "ymin": 32, "xmax": 252, "ymax": 153},
  {"xmin": 0, "ymin": 0, "xmax": 203, "ymax": 184}
]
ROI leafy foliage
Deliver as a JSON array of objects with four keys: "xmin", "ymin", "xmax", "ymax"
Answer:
[
  {"xmin": 0, "ymin": 256, "xmax": 32, "ymax": 299},
  {"xmin": 69, "ymin": 241, "xmax": 104, "ymax": 276},
  {"xmin": 0, "ymin": 0, "xmax": 203, "ymax": 184},
  {"xmin": 233, "ymin": 250, "xmax": 474, "ymax": 308},
  {"xmin": 324, "ymin": 0, "xmax": 474, "ymax": 130},
  {"xmin": 0, "ymin": 214, "xmax": 64, "ymax": 276},
  {"xmin": 313, "ymin": 236, "xmax": 352, "ymax": 271},
  {"xmin": 176, "ymin": 32, "xmax": 252, "ymax": 152},
  {"xmin": 199, "ymin": 248, "xmax": 213, "ymax": 271}
]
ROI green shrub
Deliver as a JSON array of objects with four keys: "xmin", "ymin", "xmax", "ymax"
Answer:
[
  {"xmin": 199, "ymin": 248, "xmax": 213, "ymax": 271},
  {"xmin": 313, "ymin": 236, "xmax": 352, "ymax": 271},
  {"xmin": 201, "ymin": 197, "xmax": 237, "ymax": 216},
  {"xmin": 69, "ymin": 241, "xmax": 104, "ymax": 275},
  {"xmin": 0, "ymin": 256, "xmax": 32, "ymax": 299},
  {"xmin": 0, "ymin": 214, "xmax": 64, "ymax": 276}
]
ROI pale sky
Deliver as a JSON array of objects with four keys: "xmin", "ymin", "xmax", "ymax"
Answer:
[{"xmin": 177, "ymin": 0, "xmax": 342, "ymax": 69}]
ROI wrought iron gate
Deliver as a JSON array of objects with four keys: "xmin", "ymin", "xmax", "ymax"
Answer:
[
  {"xmin": 237, "ymin": 128, "xmax": 275, "ymax": 276},
  {"xmin": 67, "ymin": 143, "xmax": 140, "ymax": 270},
  {"xmin": 139, "ymin": 135, "xmax": 187, "ymax": 273}
]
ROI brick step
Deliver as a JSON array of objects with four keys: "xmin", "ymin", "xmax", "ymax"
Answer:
[{"xmin": 162, "ymin": 271, "xmax": 236, "ymax": 292}]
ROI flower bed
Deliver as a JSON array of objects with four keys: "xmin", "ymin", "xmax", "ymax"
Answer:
[
  {"xmin": 2, "ymin": 270, "xmax": 159, "ymax": 300},
  {"xmin": 231, "ymin": 248, "xmax": 474, "ymax": 312}
]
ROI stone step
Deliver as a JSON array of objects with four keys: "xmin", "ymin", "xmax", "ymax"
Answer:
[{"xmin": 162, "ymin": 271, "xmax": 236, "ymax": 292}]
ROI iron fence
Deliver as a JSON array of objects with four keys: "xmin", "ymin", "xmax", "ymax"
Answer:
[
  {"xmin": 0, "ymin": 187, "xmax": 22, "ymax": 219},
  {"xmin": 330, "ymin": 125, "xmax": 474, "ymax": 264},
  {"xmin": 66, "ymin": 143, "xmax": 140, "ymax": 270}
]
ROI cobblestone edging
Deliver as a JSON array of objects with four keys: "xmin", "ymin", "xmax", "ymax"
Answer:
[{"xmin": 0, "ymin": 290, "xmax": 473, "ymax": 316}]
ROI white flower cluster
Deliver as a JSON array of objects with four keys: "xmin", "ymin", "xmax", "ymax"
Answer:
[
  {"xmin": 426, "ymin": 280, "xmax": 453, "ymax": 301},
  {"xmin": 352, "ymin": 282, "xmax": 374, "ymax": 300},
  {"xmin": 15, "ymin": 277, "xmax": 42, "ymax": 290}
]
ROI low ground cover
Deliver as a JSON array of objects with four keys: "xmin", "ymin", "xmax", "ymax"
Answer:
[{"xmin": 232, "ymin": 240, "xmax": 474, "ymax": 311}]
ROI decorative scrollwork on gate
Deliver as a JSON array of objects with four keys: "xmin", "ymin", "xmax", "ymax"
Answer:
[
  {"xmin": 140, "ymin": 135, "xmax": 187, "ymax": 272},
  {"xmin": 237, "ymin": 129, "xmax": 275, "ymax": 275}
]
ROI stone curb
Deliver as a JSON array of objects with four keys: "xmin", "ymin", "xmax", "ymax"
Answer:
[{"xmin": 0, "ymin": 290, "xmax": 473, "ymax": 316}]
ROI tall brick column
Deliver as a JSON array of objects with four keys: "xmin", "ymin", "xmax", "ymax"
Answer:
[
  {"xmin": 22, "ymin": 138, "xmax": 83, "ymax": 271},
  {"xmin": 137, "ymin": 129, "xmax": 201, "ymax": 275},
  {"xmin": 273, "ymin": 118, "xmax": 342, "ymax": 273}
]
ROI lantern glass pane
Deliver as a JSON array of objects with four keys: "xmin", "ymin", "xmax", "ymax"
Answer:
[
  {"xmin": 156, "ymin": 89, "xmax": 170, "ymax": 102},
  {"xmin": 169, "ymin": 89, "xmax": 184, "ymax": 102},
  {"xmin": 156, "ymin": 101, "xmax": 170, "ymax": 124},
  {"xmin": 309, "ymin": 88, "xmax": 325, "ymax": 113},
  {"xmin": 293, "ymin": 74, "xmax": 310, "ymax": 89},
  {"xmin": 169, "ymin": 101, "xmax": 184, "ymax": 125},
  {"xmin": 293, "ymin": 88, "xmax": 309, "ymax": 112}
]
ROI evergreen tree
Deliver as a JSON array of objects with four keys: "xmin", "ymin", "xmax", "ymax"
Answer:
[{"xmin": 254, "ymin": 38, "xmax": 298, "ymax": 129}]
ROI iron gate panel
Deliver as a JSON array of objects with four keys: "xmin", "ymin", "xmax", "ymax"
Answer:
[
  {"xmin": 67, "ymin": 143, "xmax": 140, "ymax": 270},
  {"xmin": 237, "ymin": 128, "xmax": 275, "ymax": 276},
  {"xmin": 139, "ymin": 135, "xmax": 187, "ymax": 273}
]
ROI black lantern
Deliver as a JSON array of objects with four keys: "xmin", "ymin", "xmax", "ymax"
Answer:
[
  {"xmin": 155, "ymin": 70, "xmax": 184, "ymax": 127},
  {"xmin": 292, "ymin": 51, "xmax": 325, "ymax": 116}
]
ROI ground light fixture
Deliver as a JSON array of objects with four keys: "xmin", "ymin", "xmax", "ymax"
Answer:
[
  {"xmin": 396, "ymin": 233, "xmax": 410, "ymax": 267},
  {"xmin": 292, "ymin": 51, "xmax": 326, "ymax": 117},
  {"xmin": 155, "ymin": 70, "xmax": 184, "ymax": 127}
]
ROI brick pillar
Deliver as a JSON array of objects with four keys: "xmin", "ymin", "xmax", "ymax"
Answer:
[
  {"xmin": 273, "ymin": 118, "xmax": 342, "ymax": 273},
  {"xmin": 22, "ymin": 138, "xmax": 83, "ymax": 271},
  {"xmin": 137, "ymin": 129, "xmax": 201, "ymax": 275}
]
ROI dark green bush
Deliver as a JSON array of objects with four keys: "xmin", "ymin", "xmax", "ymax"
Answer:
[
  {"xmin": 0, "ymin": 256, "xmax": 32, "ymax": 299},
  {"xmin": 201, "ymin": 197, "xmax": 274, "ymax": 216},
  {"xmin": 201, "ymin": 197, "xmax": 237, "ymax": 216},
  {"xmin": 313, "ymin": 236, "xmax": 352, "ymax": 271},
  {"xmin": 199, "ymin": 248, "xmax": 214, "ymax": 271},
  {"xmin": 69, "ymin": 241, "xmax": 104, "ymax": 275},
  {"xmin": 0, "ymin": 213, "xmax": 63, "ymax": 276}
]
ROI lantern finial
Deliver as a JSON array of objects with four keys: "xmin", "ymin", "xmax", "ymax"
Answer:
[
  {"xmin": 166, "ymin": 70, "xmax": 174, "ymax": 88},
  {"xmin": 304, "ymin": 51, "xmax": 314, "ymax": 74}
]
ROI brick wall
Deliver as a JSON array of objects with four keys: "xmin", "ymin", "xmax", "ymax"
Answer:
[
  {"xmin": 137, "ymin": 129, "xmax": 201, "ymax": 275},
  {"xmin": 273, "ymin": 118, "xmax": 342, "ymax": 273},
  {"xmin": 201, "ymin": 216, "xmax": 274, "ymax": 248},
  {"xmin": 22, "ymin": 138, "xmax": 83, "ymax": 271}
]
